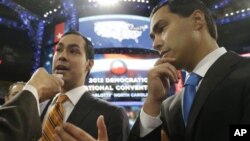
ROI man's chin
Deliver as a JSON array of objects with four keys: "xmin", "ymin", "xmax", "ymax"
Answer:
[{"xmin": 61, "ymin": 79, "xmax": 69, "ymax": 88}]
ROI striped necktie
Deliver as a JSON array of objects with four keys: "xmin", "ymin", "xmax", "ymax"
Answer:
[
  {"xmin": 40, "ymin": 95, "xmax": 68, "ymax": 141},
  {"xmin": 183, "ymin": 73, "xmax": 202, "ymax": 126}
]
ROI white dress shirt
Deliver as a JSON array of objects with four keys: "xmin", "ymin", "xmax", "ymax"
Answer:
[
  {"xmin": 42, "ymin": 85, "xmax": 87, "ymax": 126},
  {"xmin": 23, "ymin": 84, "xmax": 88, "ymax": 126},
  {"xmin": 139, "ymin": 47, "xmax": 227, "ymax": 137}
]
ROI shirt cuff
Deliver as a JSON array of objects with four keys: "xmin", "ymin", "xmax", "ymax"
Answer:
[
  {"xmin": 23, "ymin": 84, "xmax": 40, "ymax": 115},
  {"xmin": 139, "ymin": 108, "xmax": 162, "ymax": 137}
]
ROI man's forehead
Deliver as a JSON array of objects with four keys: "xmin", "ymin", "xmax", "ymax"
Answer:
[
  {"xmin": 150, "ymin": 6, "xmax": 170, "ymax": 27},
  {"xmin": 58, "ymin": 35, "xmax": 86, "ymax": 46},
  {"xmin": 151, "ymin": 5, "xmax": 170, "ymax": 20},
  {"xmin": 60, "ymin": 34, "xmax": 84, "ymax": 41}
]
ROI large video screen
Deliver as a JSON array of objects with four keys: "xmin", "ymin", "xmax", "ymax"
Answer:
[
  {"xmin": 79, "ymin": 14, "xmax": 155, "ymax": 101},
  {"xmin": 79, "ymin": 14, "xmax": 185, "ymax": 127},
  {"xmin": 79, "ymin": 14, "xmax": 154, "ymax": 128},
  {"xmin": 79, "ymin": 14, "xmax": 185, "ymax": 100},
  {"xmin": 86, "ymin": 53, "xmax": 158, "ymax": 101}
]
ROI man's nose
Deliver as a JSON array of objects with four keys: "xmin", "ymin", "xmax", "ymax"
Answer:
[
  {"xmin": 58, "ymin": 50, "xmax": 67, "ymax": 61},
  {"xmin": 152, "ymin": 37, "xmax": 163, "ymax": 51}
]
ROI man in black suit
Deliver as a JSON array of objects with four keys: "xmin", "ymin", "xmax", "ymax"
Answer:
[
  {"xmin": 40, "ymin": 30, "xmax": 129, "ymax": 141},
  {"xmin": 128, "ymin": 0, "xmax": 250, "ymax": 141},
  {"xmin": 0, "ymin": 68, "xmax": 64, "ymax": 141}
]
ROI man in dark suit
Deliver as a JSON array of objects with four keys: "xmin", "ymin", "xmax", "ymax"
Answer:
[
  {"xmin": 40, "ymin": 30, "xmax": 129, "ymax": 141},
  {"xmin": 0, "ymin": 68, "xmax": 64, "ymax": 141},
  {"xmin": 128, "ymin": 0, "xmax": 250, "ymax": 141}
]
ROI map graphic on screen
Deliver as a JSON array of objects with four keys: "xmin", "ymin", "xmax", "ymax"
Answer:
[{"xmin": 79, "ymin": 14, "xmax": 152, "ymax": 49}]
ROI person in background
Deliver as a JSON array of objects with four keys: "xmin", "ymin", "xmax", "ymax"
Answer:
[
  {"xmin": 40, "ymin": 30, "xmax": 129, "ymax": 141},
  {"xmin": 128, "ymin": 0, "xmax": 250, "ymax": 141},
  {"xmin": 0, "ymin": 68, "xmax": 64, "ymax": 141},
  {"xmin": 4, "ymin": 81, "xmax": 26, "ymax": 103}
]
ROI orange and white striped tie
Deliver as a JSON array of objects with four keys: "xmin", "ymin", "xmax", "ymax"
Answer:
[{"xmin": 40, "ymin": 95, "xmax": 68, "ymax": 141}]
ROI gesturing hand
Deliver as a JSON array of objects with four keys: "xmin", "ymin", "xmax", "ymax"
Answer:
[{"xmin": 53, "ymin": 115, "xmax": 108, "ymax": 141}]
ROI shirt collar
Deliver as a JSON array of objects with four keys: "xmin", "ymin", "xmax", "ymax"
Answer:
[
  {"xmin": 192, "ymin": 47, "xmax": 227, "ymax": 78},
  {"xmin": 52, "ymin": 85, "xmax": 87, "ymax": 106}
]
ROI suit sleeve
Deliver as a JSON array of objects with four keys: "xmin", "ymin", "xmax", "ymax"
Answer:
[
  {"xmin": 242, "ymin": 80, "xmax": 250, "ymax": 123},
  {"xmin": 0, "ymin": 90, "xmax": 42, "ymax": 141},
  {"xmin": 128, "ymin": 115, "xmax": 161, "ymax": 141},
  {"xmin": 128, "ymin": 99, "xmax": 173, "ymax": 141},
  {"xmin": 106, "ymin": 107, "xmax": 130, "ymax": 141}
]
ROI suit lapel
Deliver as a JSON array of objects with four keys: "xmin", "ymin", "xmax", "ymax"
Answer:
[
  {"xmin": 66, "ymin": 92, "xmax": 96, "ymax": 125},
  {"xmin": 40, "ymin": 99, "xmax": 52, "ymax": 121},
  {"xmin": 186, "ymin": 52, "xmax": 242, "ymax": 138},
  {"xmin": 169, "ymin": 90, "xmax": 186, "ymax": 130}
]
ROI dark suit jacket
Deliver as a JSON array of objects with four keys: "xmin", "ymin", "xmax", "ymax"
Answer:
[
  {"xmin": 41, "ymin": 92, "xmax": 130, "ymax": 141},
  {"xmin": 129, "ymin": 52, "xmax": 250, "ymax": 141},
  {"xmin": 0, "ymin": 90, "xmax": 41, "ymax": 141}
]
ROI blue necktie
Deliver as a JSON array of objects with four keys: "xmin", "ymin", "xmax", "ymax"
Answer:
[{"xmin": 183, "ymin": 73, "xmax": 202, "ymax": 126}]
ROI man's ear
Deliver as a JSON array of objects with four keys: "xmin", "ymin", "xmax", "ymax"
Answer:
[
  {"xmin": 191, "ymin": 10, "xmax": 205, "ymax": 30},
  {"xmin": 86, "ymin": 59, "xmax": 94, "ymax": 71}
]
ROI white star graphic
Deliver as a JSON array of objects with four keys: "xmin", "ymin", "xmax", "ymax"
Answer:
[{"xmin": 56, "ymin": 33, "xmax": 63, "ymax": 40}]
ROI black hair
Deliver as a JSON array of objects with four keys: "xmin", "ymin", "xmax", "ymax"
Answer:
[
  {"xmin": 151, "ymin": 0, "xmax": 218, "ymax": 40},
  {"xmin": 62, "ymin": 30, "xmax": 95, "ymax": 60}
]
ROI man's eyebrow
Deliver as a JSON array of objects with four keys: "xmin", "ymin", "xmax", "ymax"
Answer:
[
  {"xmin": 150, "ymin": 20, "xmax": 163, "ymax": 38},
  {"xmin": 150, "ymin": 19, "xmax": 164, "ymax": 39},
  {"xmin": 152, "ymin": 21, "xmax": 161, "ymax": 33}
]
